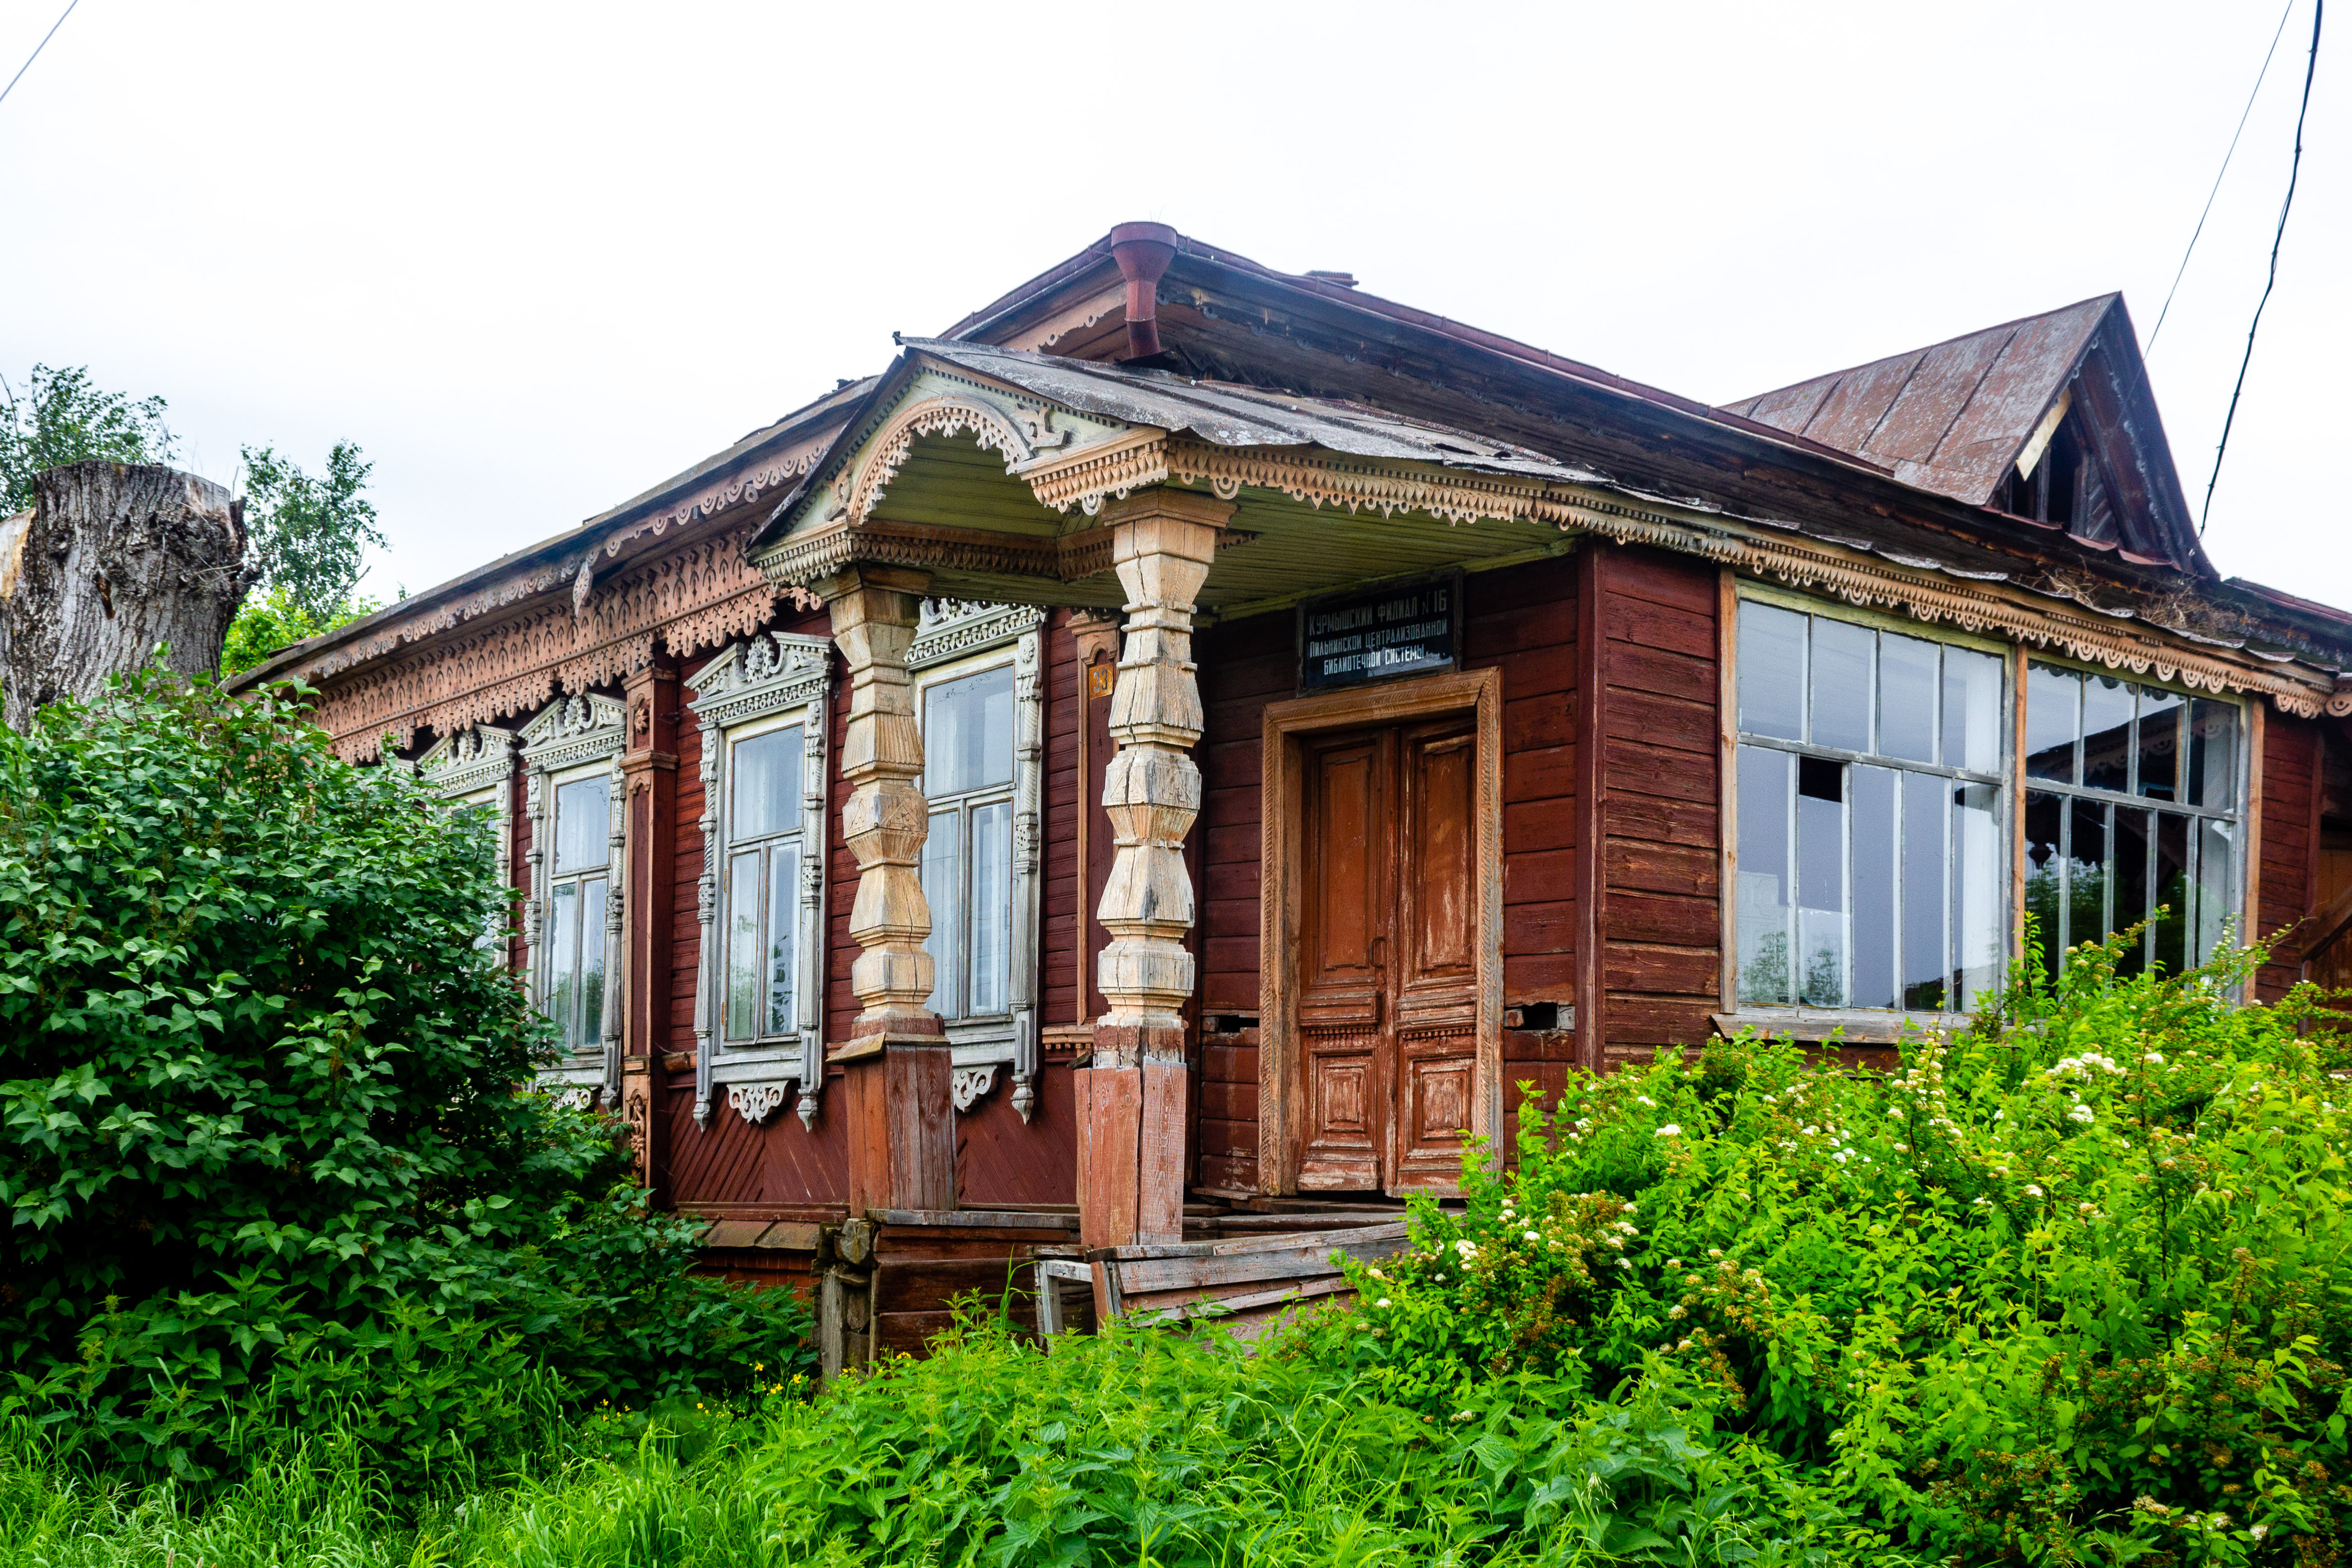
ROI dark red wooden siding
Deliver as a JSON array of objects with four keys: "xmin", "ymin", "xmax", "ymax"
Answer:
[
  {"xmin": 1592, "ymin": 547, "xmax": 1721, "ymax": 1067},
  {"xmin": 2256, "ymin": 712, "xmax": 2321, "ymax": 1003}
]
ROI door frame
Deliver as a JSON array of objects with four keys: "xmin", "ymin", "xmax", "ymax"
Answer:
[{"xmin": 1256, "ymin": 668, "xmax": 1504, "ymax": 1195}]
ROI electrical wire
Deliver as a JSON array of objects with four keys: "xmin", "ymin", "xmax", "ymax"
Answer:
[
  {"xmin": 0, "ymin": 0, "xmax": 78, "ymax": 112},
  {"xmin": 2146, "ymin": 0, "xmax": 2298, "ymax": 355},
  {"xmin": 2201, "ymin": 0, "xmax": 2324, "ymax": 536}
]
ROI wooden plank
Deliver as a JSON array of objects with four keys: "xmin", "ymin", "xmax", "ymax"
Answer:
[
  {"xmin": 1605, "ymin": 837, "xmax": 1717, "ymax": 898},
  {"xmin": 1602, "ymin": 641, "xmax": 1714, "ymax": 703},
  {"xmin": 1605, "ymin": 890, "xmax": 1720, "ymax": 948},
  {"xmin": 1601, "ymin": 687, "xmax": 1717, "ymax": 755},
  {"xmin": 1110, "ymin": 1232, "xmax": 1406, "ymax": 1296},
  {"xmin": 1123, "ymin": 1273, "xmax": 1358, "ymax": 1325},
  {"xmin": 872, "ymin": 1208, "xmax": 1077, "ymax": 1230},
  {"xmin": 1605, "ymin": 595, "xmax": 1715, "ymax": 659},
  {"xmin": 1602, "ymin": 550, "xmax": 1717, "ymax": 616},
  {"xmin": 1603, "ymin": 794, "xmax": 1715, "ymax": 848},
  {"xmin": 1602, "ymin": 740, "xmax": 1715, "ymax": 804},
  {"xmin": 1503, "ymin": 798, "xmax": 1577, "ymax": 852},
  {"xmin": 1603, "ymin": 942, "xmax": 1719, "ymax": 994}
]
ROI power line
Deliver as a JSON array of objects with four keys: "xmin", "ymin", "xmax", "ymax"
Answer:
[
  {"xmin": 2146, "ymin": 0, "xmax": 2298, "ymax": 356},
  {"xmin": 0, "ymin": 0, "xmax": 78, "ymax": 112},
  {"xmin": 2201, "ymin": 0, "xmax": 2324, "ymax": 536}
]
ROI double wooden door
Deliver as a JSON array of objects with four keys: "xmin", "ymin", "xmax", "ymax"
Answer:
[{"xmin": 1294, "ymin": 717, "xmax": 1479, "ymax": 1194}]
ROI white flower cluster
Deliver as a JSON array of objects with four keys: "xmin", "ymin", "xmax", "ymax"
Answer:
[{"xmin": 2049, "ymin": 1052, "xmax": 2126, "ymax": 1082}]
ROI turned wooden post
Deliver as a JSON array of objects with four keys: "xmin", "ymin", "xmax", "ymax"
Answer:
[
  {"xmin": 0, "ymin": 461, "xmax": 253, "ymax": 729},
  {"xmin": 814, "ymin": 565, "xmax": 954, "ymax": 1214},
  {"xmin": 1078, "ymin": 489, "xmax": 1228, "ymax": 1249}
]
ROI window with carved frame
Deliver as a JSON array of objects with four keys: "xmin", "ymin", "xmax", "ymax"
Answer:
[
  {"xmin": 908, "ymin": 600, "xmax": 1046, "ymax": 1121},
  {"xmin": 516, "ymin": 692, "xmax": 629, "ymax": 1103},
  {"xmin": 686, "ymin": 631, "xmax": 832, "ymax": 1131}
]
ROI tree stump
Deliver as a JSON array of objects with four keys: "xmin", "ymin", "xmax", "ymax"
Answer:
[{"xmin": 0, "ymin": 461, "xmax": 251, "ymax": 729}]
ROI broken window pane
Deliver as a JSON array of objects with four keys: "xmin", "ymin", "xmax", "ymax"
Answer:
[
  {"xmin": 1796, "ymin": 756, "xmax": 1848, "ymax": 1006},
  {"xmin": 1943, "ymin": 647, "xmax": 2003, "ymax": 773},
  {"xmin": 2081, "ymin": 677, "xmax": 2134, "ymax": 795},
  {"xmin": 2024, "ymin": 790, "xmax": 2064, "ymax": 989},
  {"xmin": 2136, "ymin": 689, "xmax": 2183, "ymax": 803}
]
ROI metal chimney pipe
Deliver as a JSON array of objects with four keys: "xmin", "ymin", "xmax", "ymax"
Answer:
[{"xmin": 1108, "ymin": 222, "xmax": 1178, "ymax": 360}]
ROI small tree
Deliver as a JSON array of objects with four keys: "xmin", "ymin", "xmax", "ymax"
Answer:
[{"xmin": 0, "ymin": 671, "xmax": 810, "ymax": 1484}]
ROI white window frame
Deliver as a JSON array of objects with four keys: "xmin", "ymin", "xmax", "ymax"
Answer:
[
  {"xmin": 518, "ymin": 693, "xmax": 628, "ymax": 1107},
  {"xmin": 909, "ymin": 600, "xmax": 1046, "ymax": 1122},
  {"xmin": 1722, "ymin": 584, "xmax": 2014, "ymax": 1036},
  {"xmin": 686, "ymin": 631, "xmax": 833, "ymax": 1131}
]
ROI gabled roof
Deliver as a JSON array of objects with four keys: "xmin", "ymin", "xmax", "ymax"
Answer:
[{"xmin": 1722, "ymin": 295, "xmax": 2208, "ymax": 575}]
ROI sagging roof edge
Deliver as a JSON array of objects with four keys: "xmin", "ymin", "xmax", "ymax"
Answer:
[{"xmin": 226, "ymin": 376, "xmax": 876, "ymax": 693}]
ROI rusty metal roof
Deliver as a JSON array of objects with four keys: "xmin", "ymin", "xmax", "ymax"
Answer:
[{"xmin": 1721, "ymin": 295, "xmax": 2207, "ymax": 575}]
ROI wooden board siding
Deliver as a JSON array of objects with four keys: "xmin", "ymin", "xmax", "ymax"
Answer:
[
  {"xmin": 957, "ymin": 1066, "xmax": 1078, "ymax": 1207},
  {"xmin": 1588, "ymin": 546, "xmax": 1722, "ymax": 1066},
  {"xmin": 1040, "ymin": 612, "xmax": 1086, "ymax": 1028},
  {"xmin": 1191, "ymin": 610, "xmax": 1295, "ymax": 1193},
  {"xmin": 665, "ymin": 611, "xmax": 853, "ymax": 1214},
  {"xmin": 2257, "ymin": 712, "xmax": 2322, "ymax": 1003},
  {"xmin": 1466, "ymin": 556, "xmax": 1579, "ymax": 1011}
]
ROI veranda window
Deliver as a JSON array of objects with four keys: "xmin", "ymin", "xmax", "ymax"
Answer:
[
  {"xmin": 1734, "ymin": 600, "xmax": 2007, "ymax": 1013},
  {"xmin": 921, "ymin": 663, "xmax": 1014, "ymax": 1022},
  {"xmin": 543, "ymin": 775, "xmax": 610, "ymax": 1050},
  {"xmin": 2021, "ymin": 664, "xmax": 2243, "ymax": 980},
  {"xmin": 723, "ymin": 722, "xmax": 807, "ymax": 1043}
]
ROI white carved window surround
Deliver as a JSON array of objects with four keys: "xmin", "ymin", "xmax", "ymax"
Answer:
[
  {"xmin": 413, "ymin": 724, "xmax": 520, "ymax": 953},
  {"xmin": 518, "ymin": 693, "xmax": 629, "ymax": 1107},
  {"xmin": 686, "ymin": 632, "xmax": 833, "ymax": 1132},
  {"xmin": 909, "ymin": 600, "xmax": 1046, "ymax": 1122}
]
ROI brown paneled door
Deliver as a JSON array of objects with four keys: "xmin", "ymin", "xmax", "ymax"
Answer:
[{"xmin": 1295, "ymin": 717, "xmax": 1479, "ymax": 1194}]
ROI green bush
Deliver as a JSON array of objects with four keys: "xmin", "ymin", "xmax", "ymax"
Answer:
[
  {"xmin": 0, "ymin": 671, "xmax": 811, "ymax": 1489},
  {"xmin": 1331, "ymin": 930, "xmax": 2352, "ymax": 1562}
]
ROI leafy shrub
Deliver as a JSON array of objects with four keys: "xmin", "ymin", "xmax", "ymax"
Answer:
[
  {"xmin": 1333, "ymin": 929, "xmax": 2352, "ymax": 1562},
  {"xmin": 0, "ymin": 671, "xmax": 811, "ymax": 1488}
]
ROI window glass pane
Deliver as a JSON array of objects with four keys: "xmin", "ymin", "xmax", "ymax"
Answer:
[
  {"xmin": 767, "ymin": 845, "xmax": 799, "ymax": 1036},
  {"xmin": 2112, "ymin": 808, "xmax": 2152, "ymax": 978},
  {"xmin": 1876, "ymin": 634, "xmax": 1938, "ymax": 765},
  {"xmin": 2025, "ymin": 664, "xmax": 2080, "ymax": 782},
  {"xmin": 1943, "ymin": 647, "xmax": 2003, "ymax": 773},
  {"xmin": 968, "ymin": 802, "xmax": 1011, "ymax": 1016},
  {"xmin": 924, "ymin": 666, "xmax": 1015, "ymax": 797},
  {"xmin": 2153, "ymin": 813, "xmax": 2190, "ymax": 976},
  {"xmin": 1905, "ymin": 772, "xmax": 1952, "ymax": 1009},
  {"xmin": 1851, "ymin": 766, "xmax": 1898, "ymax": 1008},
  {"xmin": 726, "ymin": 849, "xmax": 762, "ymax": 1039},
  {"xmin": 2187, "ymin": 699, "xmax": 2240, "ymax": 808},
  {"xmin": 2081, "ymin": 677, "xmax": 2134, "ymax": 794},
  {"xmin": 548, "ymin": 881, "xmax": 579, "ymax": 1039},
  {"xmin": 1737, "ymin": 602, "xmax": 1806, "ymax": 741},
  {"xmin": 553, "ymin": 777, "xmax": 611, "ymax": 874},
  {"xmin": 1951, "ymin": 784, "xmax": 2002, "ymax": 1009},
  {"xmin": 2197, "ymin": 818, "xmax": 2238, "ymax": 964},
  {"xmin": 1735, "ymin": 746, "xmax": 1794, "ymax": 1005},
  {"xmin": 732, "ymin": 725, "xmax": 804, "ymax": 841},
  {"xmin": 921, "ymin": 807, "xmax": 963, "ymax": 1018},
  {"xmin": 578, "ymin": 876, "xmax": 607, "ymax": 1050},
  {"xmin": 2069, "ymin": 800, "xmax": 2109, "ymax": 972},
  {"xmin": 1796, "ymin": 756, "xmax": 1848, "ymax": 1006},
  {"xmin": 2024, "ymin": 790, "xmax": 2064, "ymax": 990},
  {"xmin": 1810, "ymin": 620, "xmax": 1875, "ymax": 754},
  {"xmin": 2136, "ymin": 690, "xmax": 2183, "ymax": 802}
]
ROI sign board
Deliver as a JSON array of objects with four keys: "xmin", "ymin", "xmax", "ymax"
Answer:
[{"xmin": 1297, "ymin": 574, "xmax": 1461, "ymax": 692}]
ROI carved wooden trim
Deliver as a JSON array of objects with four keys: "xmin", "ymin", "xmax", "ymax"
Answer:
[
  {"xmin": 520, "ymin": 693, "xmax": 629, "ymax": 1104},
  {"xmin": 307, "ymin": 526, "xmax": 816, "ymax": 762},
  {"xmin": 1256, "ymin": 668, "xmax": 1504, "ymax": 1197}
]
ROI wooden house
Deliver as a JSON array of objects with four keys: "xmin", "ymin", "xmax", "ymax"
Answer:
[{"xmin": 238, "ymin": 223, "xmax": 2352, "ymax": 1359}]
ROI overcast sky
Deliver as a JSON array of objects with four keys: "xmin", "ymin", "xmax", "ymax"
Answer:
[{"xmin": 1, "ymin": 1, "xmax": 2342, "ymax": 610}]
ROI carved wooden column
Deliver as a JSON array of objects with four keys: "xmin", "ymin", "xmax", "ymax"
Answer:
[
  {"xmin": 814, "ymin": 565, "xmax": 955, "ymax": 1214},
  {"xmin": 619, "ymin": 657, "xmax": 679, "ymax": 1193},
  {"xmin": 1078, "ymin": 489, "xmax": 1229, "ymax": 1249}
]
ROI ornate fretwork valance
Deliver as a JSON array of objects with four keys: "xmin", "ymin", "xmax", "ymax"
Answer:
[{"xmin": 308, "ymin": 528, "xmax": 815, "ymax": 763}]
